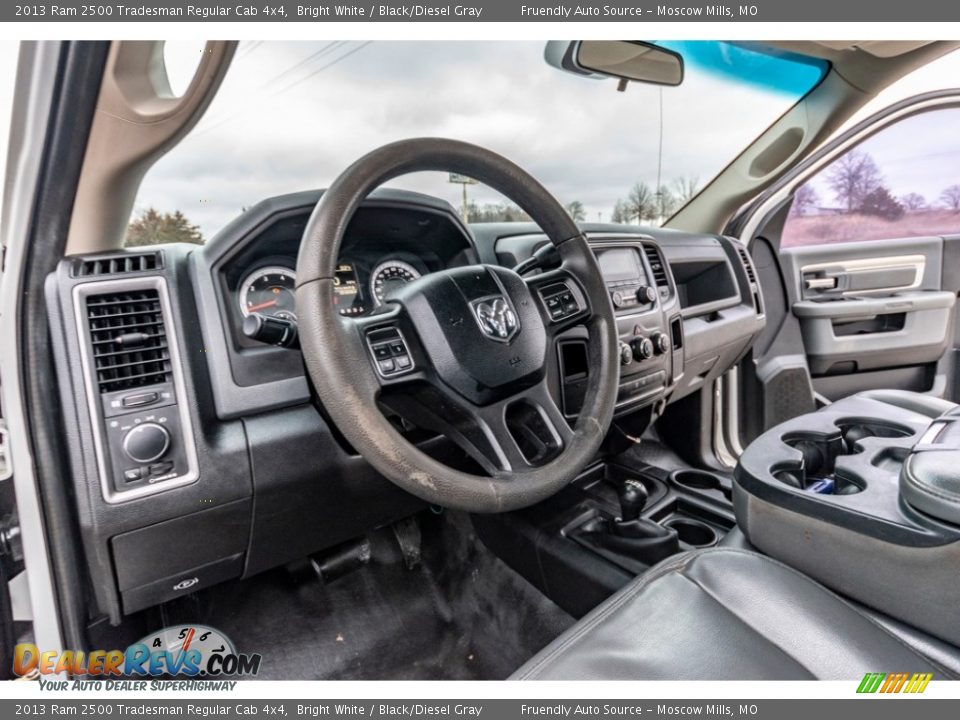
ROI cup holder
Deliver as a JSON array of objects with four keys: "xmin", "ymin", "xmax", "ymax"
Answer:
[
  {"xmin": 664, "ymin": 518, "xmax": 719, "ymax": 548},
  {"xmin": 772, "ymin": 467, "xmax": 865, "ymax": 495},
  {"xmin": 671, "ymin": 470, "xmax": 732, "ymax": 501},
  {"xmin": 837, "ymin": 418, "xmax": 913, "ymax": 448}
]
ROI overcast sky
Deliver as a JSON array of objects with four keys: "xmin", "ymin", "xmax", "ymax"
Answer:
[{"xmin": 136, "ymin": 41, "xmax": 814, "ymax": 238}]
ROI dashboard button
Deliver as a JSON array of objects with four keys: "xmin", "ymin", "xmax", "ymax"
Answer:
[
  {"xmin": 388, "ymin": 340, "xmax": 406, "ymax": 356},
  {"xmin": 378, "ymin": 358, "xmax": 396, "ymax": 373},
  {"xmin": 122, "ymin": 392, "xmax": 159, "ymax": 408},
  {"xmin": 395, "ymin": 355, "xmax": 412, "ymax": 370},
  {"xmin": 373, "ymin": 344, "xmax": 392, "ymax": 360},
  {"xmin": 122, "ymin": 423, "xmax": 170, "ymax": 464},
  {"xmin": 123, "ymin": 468, "xmax": 143, "ymax": 482},
  {"xmin": 149, "ymin": 461, "xmax": 174, "ymax": 476}
]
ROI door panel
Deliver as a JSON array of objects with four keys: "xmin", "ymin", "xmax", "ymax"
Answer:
[
  {"xmin": 783, "ymin": 237, "xmax": 955, "ymax": 384},
  {"xmin": 751, "ymin": 231, "xmax": 958, "ymax": 418}
]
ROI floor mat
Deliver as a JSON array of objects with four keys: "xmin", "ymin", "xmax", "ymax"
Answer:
[{"xmin": 158, "ymin": 510, "xmax": 573, "ymax": 680}]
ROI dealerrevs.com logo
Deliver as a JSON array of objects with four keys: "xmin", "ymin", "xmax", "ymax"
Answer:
[{"xmin": 14, "ymin": 625, "xmax": 261, "ymax": 680}]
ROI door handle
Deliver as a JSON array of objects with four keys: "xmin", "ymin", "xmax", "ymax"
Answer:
[{"xmin": 805, "ymin": 277, "xmax": 837, "ymax": 290}]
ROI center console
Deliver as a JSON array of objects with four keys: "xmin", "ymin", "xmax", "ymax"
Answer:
[
  {"xmin": 557, "ymin": 239, "xmax": 678, "ymax": 420},
  {"xmin": 734, "ymin": 392, "xmax": 960, "ymax": 647}
]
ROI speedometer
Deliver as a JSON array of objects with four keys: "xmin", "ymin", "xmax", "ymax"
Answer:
[
  {"xmin": 239, "ymin": 266, "xmax": 297, "ymax": 321},
  {"xmin": 370, "ymin": 260, "xmax": 421, "ymax": 307}
]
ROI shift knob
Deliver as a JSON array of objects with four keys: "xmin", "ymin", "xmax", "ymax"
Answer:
[{"xmin": 617, "ymin": 479, "xmax": 649, "ymax": 522}]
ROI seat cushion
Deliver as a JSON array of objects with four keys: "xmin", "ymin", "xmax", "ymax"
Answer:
[{"xmin": 512, "ymin": 548, "xmax": 953, "ymax": 680}]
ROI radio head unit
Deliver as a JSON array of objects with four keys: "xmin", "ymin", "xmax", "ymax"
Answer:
[{"xmin": 595, "ymin": 246, "xmax": 657, "ymax": 311}]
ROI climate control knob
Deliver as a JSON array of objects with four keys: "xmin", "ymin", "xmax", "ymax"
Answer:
[
  {"xmin": 122, "ymin": 423, "xmax": 170, "ymax": 464},
  {"xmin": 632, "ymin": 337, "xmax": 655, "ymax": 361},
  {"xmin": 637, "ymin": 285, "xmax": 658, "ymax": 304},
  {"xmin": 610, "ymin": 290, "xmax": 625, "ymax": 309},
  {"xmin": 651, "ymin": 332, "xmax": 670, "ymax": 355},
  {"xmin": 619, "ymin": 342, "xmax": 634, "ymax": 366}
]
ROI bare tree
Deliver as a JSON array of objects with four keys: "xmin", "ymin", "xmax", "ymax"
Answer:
[
  {"xmin": 941, "ymin": 185, "xmax": 960, "ymax": 212},
  {"xmin": 656, "ymin": 185, "xmax": 677, "ymax": 219},
  {"xmin": 626, "ymin": 182, "xmax": 657, "ymax": 224},
  {"xmin": 565, "ymin": 200, "xmax": 586, "ymax": 222},
  {"xmin": 790, "ymin": 184, "xmax": 819, "ymax": 217},
  {"xmin": 611, "ymin": 199, "xmax": 630, "ymax": 224},
  {"xmin": 673, "ymin": 176, "xmax": 700, "ymax": 205},
  {"xmin": 900, "ymin": 193, "xmax": 927, "ymax": 213},
  {"xmin": 826, "ymin": 150, "xmax": 883, "ymax": 212}
]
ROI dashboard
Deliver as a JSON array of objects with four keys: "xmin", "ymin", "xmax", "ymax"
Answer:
[
  {"xmin": 48, "ymin": 185, "xmax": 765, "ymax": 626},
  {"xmin": 209, "ymin": 190, "xmax": 477, "ymax": 395}
]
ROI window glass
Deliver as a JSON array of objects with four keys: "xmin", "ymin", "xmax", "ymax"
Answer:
[
  {"xmin": 783, "ymin": 108, "xmax": 960, "ymax": 247},
  {"xmin": 130, "ymin": 41, "xmax": 826, "ymax": 245}
]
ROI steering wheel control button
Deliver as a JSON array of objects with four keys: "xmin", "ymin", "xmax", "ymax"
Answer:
[
  {"xmin": 539, "ymin": 283, "xmax": 582, "ymax": 323},
  {"xmin": 122, "ymin": 423, "xmax": 171, "ymax": 464},
  {"xmin": 366, "ymin": 327, "xmax": 415, "ymax": 378}
]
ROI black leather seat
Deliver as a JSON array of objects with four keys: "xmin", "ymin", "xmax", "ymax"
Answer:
[{"xmin": 512, "ymin": 548, "xmax": 955, "ymax": 680}]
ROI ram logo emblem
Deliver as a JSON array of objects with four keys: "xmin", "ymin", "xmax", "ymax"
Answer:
[{"xmin": 472, "ymin": 296, "xmax": 519, "ymax": 342}]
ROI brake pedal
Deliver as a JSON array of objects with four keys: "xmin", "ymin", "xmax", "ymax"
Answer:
[{"xmin": 391, "ymin": 516, "xmax": 422, "ymax": 570}]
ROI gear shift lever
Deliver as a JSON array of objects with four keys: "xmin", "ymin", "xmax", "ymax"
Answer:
[{"xmin": 617, "ymin": 479, "xmax": 649, "ymax": 522}]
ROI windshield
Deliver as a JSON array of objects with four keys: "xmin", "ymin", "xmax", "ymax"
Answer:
[{"xmin": 130, "ymin": 41, "xmax": 826, "ymax": 245}]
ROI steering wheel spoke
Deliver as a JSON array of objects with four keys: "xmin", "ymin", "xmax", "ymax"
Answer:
[{"xmin": 383, "ymin": 376, "xmax": 573, "ymax": 476}]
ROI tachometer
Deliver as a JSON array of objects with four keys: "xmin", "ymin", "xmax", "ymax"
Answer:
[
  {"xmin": 370, "ymin": 260, "xmax": 421, "ymax": 307},
  {"xmin": 239, "ymin": 266, "xmax": 297, "ymax": 321}
]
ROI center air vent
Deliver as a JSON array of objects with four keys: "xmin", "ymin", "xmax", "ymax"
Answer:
[
  {"xmin": 86, "ymin": 290, "xmax": 171, "ymax": 394},
  {"xmin": 737, "ymin": 245, "xmax": 757, "ymax": 284},
  {"xmin": 74, "ymin": 252, "xmax": 161, "ymax": 278},
  {"xmin": 642, "ymin": 244, "xmax": 670, "ymax": 291}
]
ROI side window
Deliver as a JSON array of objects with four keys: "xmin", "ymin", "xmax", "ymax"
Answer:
[{"xmin": 782, "ymin": 107, "xmax": 960, "ymax": 247}]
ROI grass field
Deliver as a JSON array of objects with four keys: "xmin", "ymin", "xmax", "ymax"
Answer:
[{"xmin": 783, "ymin": 210, "xmax": 960, "ymax": 247}]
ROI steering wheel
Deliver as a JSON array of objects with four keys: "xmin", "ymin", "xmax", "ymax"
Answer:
[{"xmin": 296, "ymin": 138, "xmax": 619, "ymax": 513}]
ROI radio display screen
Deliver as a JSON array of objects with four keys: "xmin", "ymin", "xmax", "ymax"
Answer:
[{"xmin": 597, "ymin": 248, "xmax": 642, "ymax": 283}]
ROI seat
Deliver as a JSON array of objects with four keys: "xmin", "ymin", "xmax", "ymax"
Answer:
[
  {"xmin": 512, "ymin": 548, "xmax": 955, "ymax": 680},
  {"xmin": 856, "ymin": 389, "xmax": 956, "ymax": 419}
]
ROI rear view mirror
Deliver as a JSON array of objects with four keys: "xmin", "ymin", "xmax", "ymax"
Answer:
[{"xmin": 545, "ymin": 40, "xmax": 684, "ymax": 87}]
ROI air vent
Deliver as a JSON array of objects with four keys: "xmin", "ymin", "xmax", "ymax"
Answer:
[
  {"xmin": 737, "ymin": 246, "xmax": 757, "ymax": 284},
  {"xmin": 86, "ymin": 290, "xmax": 171, "ymax": 394},
  {"xmin": 75, "ymin": 252, "xmax": 161, "ymax": 278},
  {"xmin": 642, "ymin": 244, "xmax": 670, "ymax": 290}
]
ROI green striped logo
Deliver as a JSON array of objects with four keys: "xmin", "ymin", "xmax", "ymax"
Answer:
[{"xmin": 857, "ymin": 672, "xmax": 932, "ymax": 694}]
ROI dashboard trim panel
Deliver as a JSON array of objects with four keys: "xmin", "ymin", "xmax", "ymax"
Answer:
[{"xmin": 72, "ymin": 276, "xmax": 200, "ymax": 503}]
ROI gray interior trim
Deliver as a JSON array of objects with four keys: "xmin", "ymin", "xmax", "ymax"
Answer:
[{"xmin": 71, "ymin": 276, "xmax": 199, "ymax": 503}]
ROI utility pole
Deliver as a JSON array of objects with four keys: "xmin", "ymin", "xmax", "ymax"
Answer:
[{"xmin": 449, "ymin": 173, "xmax": 478, "ymax": 222}]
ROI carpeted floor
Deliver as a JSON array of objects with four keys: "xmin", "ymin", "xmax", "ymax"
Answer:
[{"xmin": 155, "ymin": 510, "xmax": 573, "ymax": 680}]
